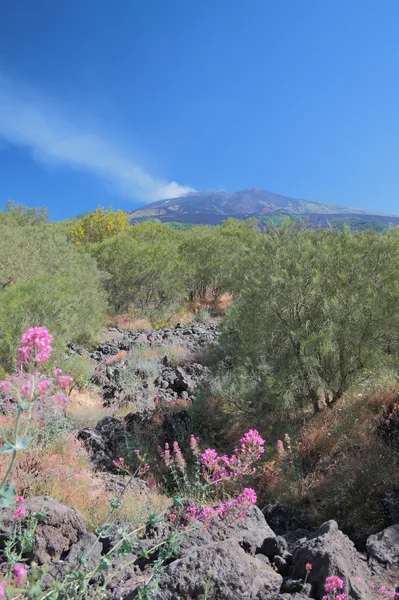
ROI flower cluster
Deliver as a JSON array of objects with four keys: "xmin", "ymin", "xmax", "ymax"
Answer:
[
  {"xmin": 1, "ymin": 362, "xmax": 72, "ymax": 417},
  {"xmin": 0, "ymin": 564, "xmax": 27, "ymax": 596},
  {"xmin": 13, "ymin": 564, "xmax": 27, "ymax": 587},
  {"xmin": 13, "ymin": 495, "xmax": 27, "ymax": 520},
  {"xmin": 200, "ymin": 429, "xmax": 265, "ymax": 483},
  {"xmin": 190, "ymin": 434, "xmax": 201, "ymax": 457},
  {"xmin": 17, "ymin": 327, "xmax": 53, "ymax": 366},
  {"xmin": 376, "ymin": 587, "xmax": 399, "ymax": 599},
  {"xmin": 113, "ymin": 452, "xmax": 150, "ymax": 478},
  {"xmin": 185, "ymin": 487, "xmax": 257, "ymax": 526},
  {"xmin": 322, "ymin": 575, "xmax": 346, "ymax": 600},
  {"xmin": 158, "ymin": 441, "xmax": 187, "ymax": 471},
  {"xmin": 54, "ymin": 368, "xmax": 73, "ymax": 389}
]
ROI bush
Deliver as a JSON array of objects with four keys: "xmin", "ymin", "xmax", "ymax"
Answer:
[
  {"xmin": 223, "ymin": 225, "xmax": 399, "ymax": 414},
  {"xmin": 0, "ymin": 222, "xmax": 107, "ymax": 371},
  {"xmin": 89, "ymin": 222, "xmax": 185, "ymax": 312},
  {"xmin": 68, "ymin": 207, "xmax": 131, "ymax": 245}
]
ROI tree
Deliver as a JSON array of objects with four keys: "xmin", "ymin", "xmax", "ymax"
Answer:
[
  {"xmin": 180, "ymin": 219, "xmax": 260, "ymax": 300},
  {"xmin": 1, "ymin": 200, "xmax": 49, "ymax": 226},
  {"xmin": 223, "ymin": 225, "xmax": 399, "ymax": 413},
  {"xmin": 89, "ymin": 222, "xmax": 185, "ymax": 312},
  {"xmin": 68, "ymin": 207, "xmax": 131, "ymax": 245},
  {"xmin": 0, "ymin": 221, "xmax": 107, "ymax": 370}
]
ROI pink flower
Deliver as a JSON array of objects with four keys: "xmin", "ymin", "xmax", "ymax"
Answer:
[
  {"xmin": 0, "ymin": 580, "xmax": 8, "ymax": 598},
  {"xmin": 160, "ymin": 443, "xmax": 172, "ymax": 468},
  {"xmin": 16, "ymin": 496, "xmax": 24, "ymax": 504},
  {"xmin": 17, "ymin": 327, "xmax": 53, "ymax": 366},
  {"xmin": 134, "ymin": 449, "xmax": 140, "ymax": 455},
  {"xmin": 276, "ymin": 439, "xmax": 284, "ymax": 454},
  {"xmin": 190, "ymin": 434, "xmax": 201, "ymax": 456},
  {"xmin": 335, "ymin": 595, "xmax": 347, "ymax": 600},
  {"xmin": 57, "ymin": 375, "xmax": 73, "ymax": 388},
  {"xmin": 169, "ymin": 513, "xmax": 176, "ymax": 521},
  {"xmin": 37, "ymin": 379, "xmax": 50, "ymax": 394},
  {"xmin": 305, "ymin": 563, "xmax": 312, "ymax": 571},
  {"xmin": 324, "ymin": 575, "xmax": 344, "ymax": 593},
  {"xmin": 13, "ymin": 563, "xmax": 27, "ymax": 586},
  {"xmin": 13, "ymin": 506, "xmax": 27, "ymax": 520},
  {"xmin": 173, "ymin": 441, "xmax": 186, "ymax": 471},
  {"xmin": 0, "ymin": 381, "xmax": 11, "ymax": 394}
]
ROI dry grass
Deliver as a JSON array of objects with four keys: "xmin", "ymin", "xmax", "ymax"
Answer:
[
  {"xmin": 255, "ymin": 387, "xmax": 399, "ymax": 545},
  {"xmin": 189, "ymin": 292, "xmax": 232, "ymax": 317},
  {"xmin": 106, "ymin": 350, "xmax": 130, "ymax": 365},
  {"xmin": 0, "ymin": 422, "xmax": 170, "ymax": 531},
  {"xmin": 67, "ymin": 386, "xmax": 112, "ymax": 427}
]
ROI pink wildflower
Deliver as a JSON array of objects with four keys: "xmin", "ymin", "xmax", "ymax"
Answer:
[
  {"xmin": 161, "ymin": 443, "xmax": 172, "ymax": 468},
  {"xmin": 17, "ymin": 327, "xmax": 53, "ymax": 366},
  {"xmin": 324, "ymin": 575, "xmax": 345, "ymax": 593},
  {"xmin": 13, "ymin": 506, "xmax": 27, "ymax": 520},
  {"xmin": 57, "ymin": 375, "xmax": 73, "ymax": 388},
  {"xmin": 276, "ymin": 439, "xmax": 284, "ymax": 454},
  {"xmin": 0, "ymin": 381, "xmax": 11, "ymax": 394},
  {"xmin": 13, "ymin": 563, "xmax": 27, "ymax": 586},
  {"xmin": 0, "ymin": 580, "xmax": 8, "ymax": 598},
  {"xmin": 238, "ymin": 429, "xmax": 265, "ymax": 459},
  {"xmin": 169, "ymin": 513, "xmax": 176, "ymax": 521},
  {"xmin": 305, "ymin": 563, "xmax": 312, "ymax": 571},
  {"xmin": 173, "ymin": 441, "xmax": 186, "ymax": 471},
  {"xmin": 37, "ymin": 379, "xmax": 50, "ymax": 394},
  {"xmin": 190, "ymin": 434, "xmax": 201, "ymax": 456},
  {"xmin": 16, "ymin": 496, "xmax": 24, "ymax": 504}
]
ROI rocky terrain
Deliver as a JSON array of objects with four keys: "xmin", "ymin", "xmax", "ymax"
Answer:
[
  {"xmin": 1, "ymin": 496, "xmax": 398, "ymax": 599},
  {"xmin": 70, "ymin": 321, "xmax": 219, "ymax": 413},
  {"xmin": 1, "ymin": 321, "xmax": 398, "ymax": 599}
]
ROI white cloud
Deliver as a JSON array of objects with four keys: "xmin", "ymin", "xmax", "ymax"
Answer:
[{"xmin": 0, "ymin": 76, "xmax": 196, "ymax": 203}]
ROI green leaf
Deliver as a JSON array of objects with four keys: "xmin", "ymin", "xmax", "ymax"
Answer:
[
  {"xmin": 0, "ymin": 441, "xmax": 15, "ymax": 454},
  {"xmin": 0, "ymin": 481, "xmax": 16, "ymax": 508},
  {"xmin": 15, "ymin": 437, "xmax": 31, "ymax": 451}
]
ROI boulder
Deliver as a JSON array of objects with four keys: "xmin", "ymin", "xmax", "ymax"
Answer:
[
  {"xmin": 367, "ymin": 524, "xmax": 399, "ymax": 568},
  {"xmin": 1, "ymin": 497, "xmax": 86, "ymax": 564},
  {"xmin": 291, "ymin": 520, "xmax": 372, "ymax": 600},
  {"xmin": 157, "ymin": 540, "xmax": 283, "ymax": 600}
]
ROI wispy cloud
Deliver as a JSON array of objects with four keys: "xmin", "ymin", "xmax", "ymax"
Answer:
[{"xmin": 0, "ymin": 75, "xmax": 196, "ymax": 203}]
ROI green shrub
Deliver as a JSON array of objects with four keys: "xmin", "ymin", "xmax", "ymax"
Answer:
[
  {"xmin": 0, "ymin": 222, "xmax": 107, "ymax": 371},
  {"xmin": 222, "ymin": 225, "xmax": 399, "ymax": 414}
]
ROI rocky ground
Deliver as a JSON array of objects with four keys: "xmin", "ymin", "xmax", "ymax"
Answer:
[
  {"xmin": 2, "ymin": 322, "xmax": 398, "ymax": 598},
  {"xmin": 1, "ymin": 496, "xmax": 398, "ymax": 599},
  {"xmin": 70, "ymin": 321, "xmax": 219, "ymax": 413}
]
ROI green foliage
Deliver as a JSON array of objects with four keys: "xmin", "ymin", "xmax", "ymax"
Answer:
[
  {"xmin": 222, "ymin": 224, "xmax": 399, "ymax": 413},
  {"xmin": 89, "ymin": 221, "xmax": 186, "ymax": 311},
  {"xmin": 0, "ymin": 221, "xmax": 107, "ymax": 371},
  {"xmin": 180, "ymin": 218, "xmax": 260, "ymax": 299},
  {"xmin": 329, "ymin": 217, "xmax": 389, "ymax": 233},
  {"xmin": 1, "ymin": 200, "xmax": 49, "ymax": 226},
  {"xmin": 68, "ymin": 206, "xmax": 131, "ymax": 245}
]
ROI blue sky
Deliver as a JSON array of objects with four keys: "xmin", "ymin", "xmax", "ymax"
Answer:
[{"xmin": 1, "ymin": 0, "xmax": 399, "ymax": 220}]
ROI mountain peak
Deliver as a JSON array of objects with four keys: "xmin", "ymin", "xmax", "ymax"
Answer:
[{"xmin": 127, "ymin": 188, "xmax": 399, "ymax": 229}]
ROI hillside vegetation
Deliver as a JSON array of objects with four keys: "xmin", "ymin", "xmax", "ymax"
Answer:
[{"xmin": 1, "ymin": 202, "xmax": 399, "ymax": 597}]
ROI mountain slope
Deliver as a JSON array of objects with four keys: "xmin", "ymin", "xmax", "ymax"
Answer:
[{"xmin": 127, "ymin": 188, "xmax": 399, "ymax": 228}]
